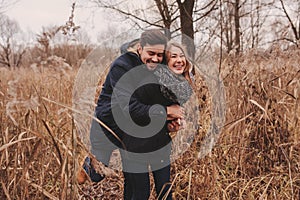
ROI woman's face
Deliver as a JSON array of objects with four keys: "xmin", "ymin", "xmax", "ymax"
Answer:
[{"xmin": 167, "ymin": 46, "xmax": 186, "ymax": 75}]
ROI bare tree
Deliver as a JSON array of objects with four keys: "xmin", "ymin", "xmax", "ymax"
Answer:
[
  {"xmin": 206, "ymin": 0, "xmax": 237, "ymax": 54},
  {"xmin": 0, "ymin": 14, "xmax": 26, "ymax": 68},
  {"xmin": 215, "ymin": 0, "xmax": 243, "ymax": 55},
  {"xmin": 204, "ymin": 0, "xmax": 274, "ymax": 54},
  {"xmin": 248, "ymin": 0, "xmax": 262, "ymax": 48}
]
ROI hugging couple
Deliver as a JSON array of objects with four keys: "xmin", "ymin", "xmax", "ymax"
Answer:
[{"xmin": 79, "ymin": 29, "xmax": 195, "ymax": 200}]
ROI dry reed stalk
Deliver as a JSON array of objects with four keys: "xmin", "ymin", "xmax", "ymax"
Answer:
[
  {"xmin": 1, "ymin": 180, "xmax": 12, "ymax": 200},
  {"xmin": 27, "ymin": 181, "xmax": 59, "ymax": 200},
  {"xmin": 0, "ymin": 136, "xmax": 36, "ymax": 152},
  {"xmin": 187, "ymin": 169, "xmax": 192, "ymax": 200}
]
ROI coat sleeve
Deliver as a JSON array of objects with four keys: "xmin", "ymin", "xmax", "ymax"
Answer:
[{"xmin": 129, "ymin": 89, "xmax": 167, "ymax": 126}]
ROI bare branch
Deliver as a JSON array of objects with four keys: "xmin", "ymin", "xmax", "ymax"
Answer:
[
  {"xmin": 193, "ymin": 0, "xmax": 218, "ymax": 23},
  {"xmin": 99, "ymin": 1, "xmax": 164, "ymax": 28},
  {"xmin": 279, "ymin": 0, "xmax": 299, "ymax": 40},
  {"xmin": 271, "ymin": 37, "xmax": 298, "ymax": 45},
  {"xmin": 154, "ymin": 0, "xmax": 172, "ymax": 27},
  {"xmin": 194, "ymin": 0, "xmax": 216, "ymax": 13}
]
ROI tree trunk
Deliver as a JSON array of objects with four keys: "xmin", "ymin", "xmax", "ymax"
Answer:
[
  {"xmin": 177, "ymin": 0, "xmax": 195, "ymax": 60},
  {"xmin": 234, "ymin": 0, "xmax": 241, "ymax": 55}
]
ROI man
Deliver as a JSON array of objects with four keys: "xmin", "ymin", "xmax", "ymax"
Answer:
[{"xmin": 86, "ymin": 29, "xmax": 183, "ymax": 199}]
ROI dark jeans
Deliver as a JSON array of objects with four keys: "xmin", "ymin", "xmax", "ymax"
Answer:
[
  {"xmin": 123, "ymin": 165, "xmax": 172, "ymax": 200},
  {"xmin": 90, "ymin": 119, "xmax": 117, "ymax": 166},
  {"xmin": 90, "ymin": 119, "xmax": 172, "ymax": 199}
]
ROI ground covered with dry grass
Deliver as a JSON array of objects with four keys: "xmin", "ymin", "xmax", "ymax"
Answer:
[{"xmin": 0, "ymin": 48, "xmax": 299, "ymax": 199}]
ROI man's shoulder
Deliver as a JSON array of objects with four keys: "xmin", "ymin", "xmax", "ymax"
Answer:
[{"xmin": 112, "ymin": 52, "xmax": 141, "ymax": 69}]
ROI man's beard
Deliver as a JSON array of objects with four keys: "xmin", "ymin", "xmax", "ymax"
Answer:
[{"xmin": 146, "ymin": 62, "xmax": 158, "ymax": 71}]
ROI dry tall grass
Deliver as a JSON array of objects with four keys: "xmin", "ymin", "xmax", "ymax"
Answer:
[{"xmin": 0, "ymin": 47, "xmax": 299, "ymax": 199}]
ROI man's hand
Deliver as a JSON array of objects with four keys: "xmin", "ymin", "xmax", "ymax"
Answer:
[
  {"xmin": 166, "ymin": 104, "xmax": 184, "ymax": 120},
  {"xmin": 167, "ymin": 118, "xmax": 185, "ymax": 132}
]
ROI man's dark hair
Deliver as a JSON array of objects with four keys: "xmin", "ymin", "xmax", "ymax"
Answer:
[{"xmin": 139, "ymin": 29, "xmax": 168, "ymax": 48}]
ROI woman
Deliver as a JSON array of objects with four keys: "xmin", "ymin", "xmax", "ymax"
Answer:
[{"xmin": 154, "ymin": 41, "xmax": 195, "ymax": 128}]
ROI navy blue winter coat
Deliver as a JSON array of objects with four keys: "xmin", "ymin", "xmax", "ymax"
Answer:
[{"xmin": 95, "ymin": 52, "xmax": 172, "ymax": 153}]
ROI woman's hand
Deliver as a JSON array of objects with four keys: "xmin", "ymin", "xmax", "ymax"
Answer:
[{"xmin": 176, "ymin": 118, "xmax": 186, "ymax": 129}]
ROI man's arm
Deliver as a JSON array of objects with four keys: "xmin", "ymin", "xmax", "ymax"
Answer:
[
  {"xmin": 109, "ymin": 62, "xmax": 163, "ymax": 123},
  {"xmin": 109, "ymin": 61, "xmax": 184, "ymax": 128}
]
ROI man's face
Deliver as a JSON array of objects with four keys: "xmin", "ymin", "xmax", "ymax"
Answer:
[{"xmin": 138, "ymin": 44, "xmax": 165, "ymax": 71}]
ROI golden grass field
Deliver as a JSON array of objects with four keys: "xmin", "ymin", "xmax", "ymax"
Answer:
[{"xmin": 0, "ymin": 47, "xmax": 299, "ymax": 199}]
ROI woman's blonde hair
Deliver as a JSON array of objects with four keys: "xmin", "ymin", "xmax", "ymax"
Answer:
[{"xmin": 165, "ymin": 41, "xmax": 195, "ymax": 88}]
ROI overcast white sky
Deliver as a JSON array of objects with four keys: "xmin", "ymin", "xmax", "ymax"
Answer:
[{"xmin": 5, "ymin": 0, "xmax": 110, "ymax": 42}]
